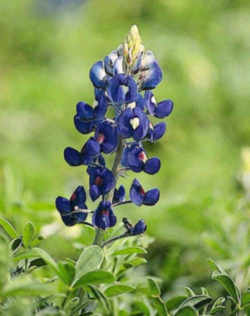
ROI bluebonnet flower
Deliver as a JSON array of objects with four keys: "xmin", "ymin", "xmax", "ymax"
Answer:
[
  {"xmin": 55, "ymin": 186, "xmax": 88, "ymax": 226},
  {"xmin": 92, "ymin": 201, "xmax": 116, "ymax": 230},
  {"xmin": 74, "ymin": 98, "xmax": 108, "ymax": 134},
  {"xmin": 117, "ymin": 106, "xmax": 149, "ymax": 141},
  {"xmin": 107, "ymin": 74, "xmax": 137, "ymax": 106},
  {"xmin": 145, "ymin": 91, "xmax": 174, "ymax": 118},
  {"xmin": 94, "ymin": 120, "xmax": 118, "ymax": 154},
  {"xmin": 64, "ymin": 137, "xmax": 100, "ymax": 166},
  {"xmin": 122, "ymin": 143, "xmax": 161, "ymax": 174},
  {"xmin": 87, "ymin": 166, "xmax": 115, "ymax": 201},
  {"xmin": 147, "ymin": 122, "xmax": 166, "ymax": 142},
  {"xmin": 112, "ymin": 185, "xmax": 126, "ymax": 204},
  {"xmin": 130, "ymin": 179, "xmax": 159, "ymax": 206},
  {"xmin": 55, "ymin": 25, "xmax": 174, "ymax": 244}
]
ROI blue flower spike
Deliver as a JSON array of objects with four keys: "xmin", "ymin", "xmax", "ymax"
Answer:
[{"xmin": 55, "ymin": 25, "xmax": 173, "ymax": 244}]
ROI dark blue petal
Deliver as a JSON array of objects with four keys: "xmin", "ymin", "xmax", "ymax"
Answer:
[
  {"xmin": 72, "ymin": 186, "xmax": 87, "ymax": 208},
  {"xmin": 74, "ymin": 115, "xmax": 95, "ymax": 134},
  {"xmin": 103, "ymin": 169, "xmax": 115, "ymax": 194},
  {"xmin": 129, "ymin": 179, "xmax": 144, "ymax": 206},
  {"xmin": 143, "ymin": 188, "xmax": 160, "ymax": 205},
  {"xmin": 98, "ymin": 155, "xmax": 106, "ymax": 167},
  {"xmin": 64, "ymin": 147, "xmax": 82, "ymax": 166},
  {"xmin": 112, "ymin": 185, "xmax": 126, "ymax": 204},
  {"xmin": 76, "ymin": 102, "xmax": 94, "ymax": 120},
  {"xmin": 89, "ymin": 61, "xmax": 107, "ymax": 88},
  {"xmin": 55, "ymin": 196, "xmax": 71, "ymax": 214},
  {"xmin": 144, "ymin": 91, "xmax": 156, "ymax": 115},
  {"xmin": 155, "ymin": 100, "xmax": 174, "ymax": 118},
  {"xmin": 117, "ymin": 109, "xmax": 133, "ymax": 138},
  {"xmin": 153, "ymin": 122, "xmax": 166, "ymax": 141},
  {"xmin": 90, "ymin": 184, "xmax": 100, "ymax": 201},
  {"xmin": 144, "ymin": 157, "xmax": 161, "ymax": 174},
  {"xmin": 131, "ymin": 220, "xmax": 147, "ymax": 235}
]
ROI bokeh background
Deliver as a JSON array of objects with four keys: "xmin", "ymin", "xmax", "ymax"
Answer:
[{"xmin": 1, "ymin": 0, "xmax": 250, "ymax": 296}]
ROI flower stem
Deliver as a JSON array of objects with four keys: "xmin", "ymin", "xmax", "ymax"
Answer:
[
  {"xmin": 112, "ymin": 200, "xmax": 132, "ymax": 207},
  {"xmin": 101, "ymin": 232, "xmax": 130, "ymax": 248},
  {"xmin": 93, "ymin": 227, "xmax": 104, "ymax": 245}
]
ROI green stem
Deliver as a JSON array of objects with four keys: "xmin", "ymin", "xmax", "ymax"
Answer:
[
  {"xmin": 93, "ymin": 227, "xmax": 104, "ymax": 246},
  {"xmin": 101, "ymin": 232, "xmax": 131, "ymax": 248}
]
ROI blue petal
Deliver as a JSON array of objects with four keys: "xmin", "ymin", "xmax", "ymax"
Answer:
[
  {"xmin": 90, "ymin": 184, "xmax": 100, "ymax": 201},
  {"xmin": 112, "ymin": 185, "xmax": 126, "ymax": 203},
  {"xmin": 74, "ymin": 115, "xmax": 95, "ymax": 134},
  {"xmin": 153, "ymin": 122, "xmax": 166, "ymax": 141},
  {"xmin": 89, "ymin": 61, "xmax": 107, "ymax": 88},
  {"xmin": 55, "ymin": 196, "xmax": 71, "ymax": 214},
  {"xmin": 131, "ymin": 220, "xmax": 147, "ymax": 235},
  {"xmin": 143, "ymin": 188, "xmax": 160, "ymax": 205},
  {"xmin": 155, "ymin": 99, "xmax": 174, "ymax": 118},
  {"xmin": 104, "ymin": 50, "xmax": 118, "ymax": 76},
  {"xmin": 144, "ymin": 157, "xmax": 161, "ymax": 174},
  {"xmin": 76, "ymin": 102, "xmax": 94, "ymax": 120},
  {"xmin": 129, "ymin": 179, "xmax": 144, "ymax": 206},
  {"xmin": 141, "ymin": 61, "xmax": 162, "ymax": 90},
  {"xmin": 64, "ymin": 147, "xmax": 82, "ymax": 166},
  {"xmin": 72, "ymin": 186, "xmax": 87, "ymax": 208}
]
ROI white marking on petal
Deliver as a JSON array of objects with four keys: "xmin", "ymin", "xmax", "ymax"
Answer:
[
  {"xmin": 127, "ymin": 102, "xmax": 136, "ymax": 109},
  {"xmin": 130, "ymin": 117, "xmax": 140, "ymax": 130},
  {"xmin": 151, "ymin": 96, "xmax": 157, "ymax": 105}
]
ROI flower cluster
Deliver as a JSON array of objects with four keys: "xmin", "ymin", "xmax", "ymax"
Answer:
[{"xmin": 55, "ymin": 26, "xmax": 173, "ymax": 243}]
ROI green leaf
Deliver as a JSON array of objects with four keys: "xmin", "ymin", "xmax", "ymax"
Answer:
[
  {"xmin": 113, "ymin": 247, "xmax": 147, "ymax": 256},
  {"xmin": 79, "ymin": 226, "xmax": 96, "ymax": 245},
  {"xmin": 166, "ymin": 296, "xmax": 187, "ymax": 311},
  {"xmin": 74, "ymin": 270, "xmax": 115, "ymax": 288},
  {"xmin": 132, "ymin": 301, "xmax": 150, "ymax": 316},
  {"xmin": 58, "ymin": 261, "xmax": 75, "ymax": 285},
  {"xmin": 124, "ymin": 257, "xmax": 147, "ymax": 267},
  {"xmin": 210, "ymin": 297, "xmax": 226, "ymax": 314},
  {"xmin": 88, "ymin": 285, "xmax": 111, "ymax": 312},
  {"xmin": 23, "ymin": 222, "xmax": 35, "ymax": 248},
  {"xmin": 208, "ymin": 259, "xmax": 224, "ymax": 273},
  {"xmin": 105, "ymin": 284, "xmax": 134, "ymax": 297},
  {"xmin": 74, "ymin": 245, "xmax": 104, "ymax": 285},
  {"xmin": 150, "ymin": 297, "xmax": 168, "ymax": 316},
  {"xmin": 175, "ymin": 306, "xmax": 198, "ymax": 316},
  {"xmin": 14, "ymin": 247, "xmax": 59, "ymax": 274},
  {"xmin": 0, "ymin": 216, "xmax": 17, "ymax": 239},
  {"xmin": 179, "ymin": 295, "xmax": 212, "ymax": 309},
  {"xmin": 2, "ymin": 278, "xmax": 53, "ymax": 297},
  {"xmin": 148, "ymin": 278, "xmax": 161, "ymax": 297},
  {"xmin": 242, "ymin": 291, "xmax": 250, "ymax": 306},
  {"xmin": 185, "ymin": 287, "xmax": 195, "ymax": 297},
  {"xmin": 212, "ymin": 272, "xmax": 240, "ymax": 303}
]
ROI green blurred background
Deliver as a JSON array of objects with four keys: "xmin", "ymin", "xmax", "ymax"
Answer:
[{"xmin": 0, "ymin": 0, "xmax": 250, "ymax": 295}]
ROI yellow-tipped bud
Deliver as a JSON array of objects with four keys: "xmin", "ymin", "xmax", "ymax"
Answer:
[{"xmin": 123, "ymin": 25, "xmax": 144, "ymax": 67}]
